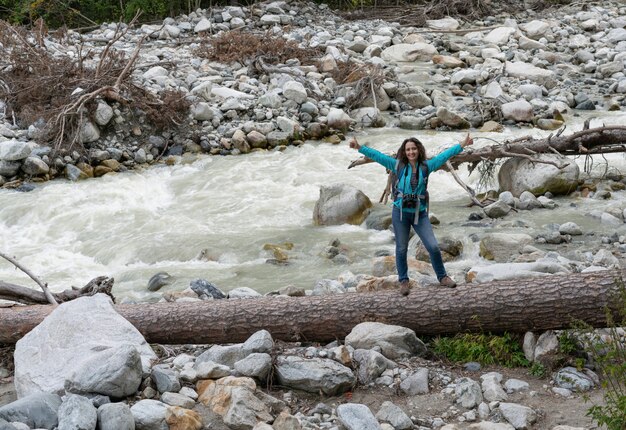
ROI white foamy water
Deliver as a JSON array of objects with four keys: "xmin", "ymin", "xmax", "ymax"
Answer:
[{"xmin": 1, "ymin": 114, "xmax": 625, "ymax": 300}]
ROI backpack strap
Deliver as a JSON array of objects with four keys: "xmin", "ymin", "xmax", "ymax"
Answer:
[{"xmin": 420, "ymin": 162, "xmax": 430, "ymax": 212}]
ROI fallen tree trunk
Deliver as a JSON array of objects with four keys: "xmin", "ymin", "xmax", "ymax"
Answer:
[{"xmin": 0, "ymin": 270, "xmax": 623, "ymax": 345}]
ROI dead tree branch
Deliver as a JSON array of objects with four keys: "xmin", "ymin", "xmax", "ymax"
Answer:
[
  {"xmin": 0, "ymin": 252, "xmax": 57, "ymax": 305},
  {"xmin": 0, "ymin": 276, "xmax": 114, "ymax": 306},
  {"xmin": 348, "ymin": 125, "xmax": 626, "ymax": 205}
]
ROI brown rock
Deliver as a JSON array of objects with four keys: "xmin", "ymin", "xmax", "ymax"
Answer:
[
  {"xmin": 93, "ymin": 165, "xmax": 113, "ymax": 177},
  {"xmin": 166, "ymin": 406, "xmax": 202, "ymax": 430},
  {"xmin": 101, "ymin": 159, "xmax": 121, "ymax": 171}
]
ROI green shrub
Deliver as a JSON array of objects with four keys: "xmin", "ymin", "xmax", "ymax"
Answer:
[
  {"xmin": 529, "ymin": 362, "xmax": 546, "ymax": 378},
  {"xmin": 431, "ymin": 332, "xmax": 529, "ymax": 368},
  {"xmin": 581, "ymin": 283, "xmax": 626, "ymax": 430}
]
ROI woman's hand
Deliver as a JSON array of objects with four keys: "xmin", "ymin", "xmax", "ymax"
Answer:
[
  {"xmin": 348, "ymin": 137, "xmax": 361, "ymax": 150},
  {"xmin": 461, "ymin": 133, "xmax": 474, "ymax": 148}
]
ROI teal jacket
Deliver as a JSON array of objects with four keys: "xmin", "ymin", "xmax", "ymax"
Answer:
[{"xmin": 359, "ymin": 143, "xmax": 463, "ymax": 213}]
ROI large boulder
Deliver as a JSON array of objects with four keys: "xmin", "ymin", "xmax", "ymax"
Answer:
[
  {"xmin": 313, "ymin": 184, "xmax": 372, "ymax": 226},
  {"xmin": 498, "ymin": 156, "xmax": 579, "ymax": 197},
  {"xmin": 345, "ymin": 322, "xmax": 427, "ymax": 359},
  {"xmin": 14, "ymin": 294, "xmax": 156, "ymax": 398},
  {"xmin": 478, "ymin": 233, "xmax": 534, "ymax": 262},
  {"xmin": 274, "ymin": 356, "xmax": 355, "ymax": 395}
]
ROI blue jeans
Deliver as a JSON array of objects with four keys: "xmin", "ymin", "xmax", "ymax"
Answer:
[{"xmin": 392, "ymin": 207, "xmax": 447, "ymax": 282}]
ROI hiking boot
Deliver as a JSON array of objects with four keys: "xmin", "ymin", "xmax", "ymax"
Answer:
[
  {"xmin": 399, "ymin": 280, "xmax": 411, "ymax": 296},
  {"xmin": 439, "ymin": 276, "xmax": 457, "ymax": 288}
]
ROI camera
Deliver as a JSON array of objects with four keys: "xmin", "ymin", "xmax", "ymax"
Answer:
[{"xmin": 402, "ymin": 194, "xmax": 419, "ymax": 209}]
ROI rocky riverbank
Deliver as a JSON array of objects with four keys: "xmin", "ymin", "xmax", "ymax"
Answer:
[
  {"xmin": 1, "ymin": 0, "xmax": 625, "ymax": 185},
  {"xmin": 0, "ymin": 294, "xmax": 620, "ymax": 429}
]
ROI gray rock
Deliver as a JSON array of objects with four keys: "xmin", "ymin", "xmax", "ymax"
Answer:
[
  {"xmin": 498, "ymin": 156, "xmax": 579, "ymax": 197},
  {"xmin": 228, "ymin": 287, "xmax": 262, "ymax": 298},
  {"xmin": 0, "ymin": 393, "xmax": 62, "ymax": 429},
  {"xmin": 0, "ymin": 160, "xmax": 20, "ymax": 177},
  {"xmin": 326, "ymin": 108, "xmax": 353, "ymax": 131},
  {"xmin": 80, "ymin": 121, "xmax": 100, "ymax": 144},
  {"xmin": 504, "ymin": 379, "xmax": 530, "ymax": 393},
  {"xmin": 498, "ymin": 191, "xmax": 515, "ymax": 206},
  {"xmin": 151, "ymin": 366, "xmax": 181, "ymax": 394},
  {"xmin": 353, "ymin": 349, "xmax": 396, "ymax": 384},
  {"xmin": 57, "ymin": 394, "xmax": 97, "ymax": 430},
  {"xmin": 14, "ymin": 294, "xmax": 155, "ymax": 398},
  {"xmin": 455, "ymin": 377, "xmax": 483, "ymax": 409},
  {"xmin": 196, "ymin": 344, "xmax": 244, "ymax": 368},
  {"xmin": 130, "ymin": 400, "xmax": 168, "ymax": 430},
  {"xmin": 190, "ymin": 279, "xmax": 226, "ymax": 300},
  {"xmin": 553, "ymin": 367, "xmax": 595, "ymax": 391},
  {"xmin": 0, "ymin": 420, "xmax": 17, "ymax": 430},
  {"xmin": 478, "ymin": 233, "xmax": 533, "ymax": 262},
  {"xmin": 191, "ymin": 103, "xmax": 214, "ymax": 121},
  {"xmin": 534, "ymin": 330, "xmax": 558, "ymax": 362},
  {"xmin": 275, "ymin": 356, "xmax": 355, "ymax": 395},
  {"xmin": 97, "ymin": 403, "xmax": 134, "ymax": 430},
  {"xmin": 313, "ymin": 184, "xmax": 371, "ymax": 226},
  {"xmin": 147, "ymin": 272, "xmax": 173, "ymax": 292},
  {"xmin": 400, "ymin": 367, "xmax": 429, "ymax": 395},
  {"xmin": 0, "ymin": 140, "xmax": 31, "ymax": 161},
  {"xmin": 160, "ymin": 392, "xmax": 194, "ymax": 409},
  {"xmin": 283, "ymin": 81, "xmax": 307, "ymax": 104},
  {"xmin": 20, "ymin": 157, "xmax": 49, "ymax": 176},
  {"xmin": 483, "ymin": 200, "xmax": 512, "ymax": 218},
  {"xmin": 375, "ymin": 401, "xmax": 412, "ymax": 429},
  {"xmin": 499, "ymin": 402, "xmax": 537, "ymax": 429},
  {"xmin": 194, "ymin": 360, "xmax": 231, "ymax": 379},
  {"xmin": 242, "ymin": 330, "xmax": 273, "ymax": 355},
  {"xmin": 336, "ymin": 403, "xmax": 381, "ymax": 430},
  {"xmin": 518, "ymin": 191, "xmax": 542, "ymax": 209},
  {"xmin": 558, "ymin": 222, "xmax": 582, "ymax": 235},
  {"xmin": 398, "ymin": 114, "xmax": 427, "ymax": 130},
  {"xmin": 481, "ymin": 372, "xmax": 508, "ymax": 402},
  {"xmin": 345, "ymin": 322, "xmax": 427, "ymax": 360},
  {"xmin": 233, "ymin": 353, "xmax": 272, "ymax": 380},
  {"xmin": 95, "ymin": 102, "xmax": 114, "ymax": 126},
  {"xmin": 312, "ymin": 279, "xmax": 346, "ymax": 295},
  {"xmin": 65, "ymin": 344, "xmax": 143, "ymax": 398}
]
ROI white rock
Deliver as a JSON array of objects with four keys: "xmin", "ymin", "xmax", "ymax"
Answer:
[{"xmin": 14, "ymin": 294, "xmax": 156, "ymax": 398}]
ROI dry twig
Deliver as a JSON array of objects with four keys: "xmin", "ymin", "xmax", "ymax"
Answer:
[{"xmin": 0, "ymin": 251, "xmax": 57, "ymax": 305}]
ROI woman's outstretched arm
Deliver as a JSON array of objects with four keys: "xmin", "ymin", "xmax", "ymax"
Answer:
[
  {"xmin": 427, "ymin": 134, "xmax": 473, "ymax": 172},
  {"xmin": 349, "ymin": 137, "xmax": 397, "ymax": 171}
]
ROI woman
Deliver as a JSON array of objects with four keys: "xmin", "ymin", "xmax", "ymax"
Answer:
[{"xmin": 349, "ymin": 134, "xmax": 473, "ymax": 295}]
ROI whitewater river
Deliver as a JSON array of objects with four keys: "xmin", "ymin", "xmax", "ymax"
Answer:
[{"xmin": 1, "ymin": 113, "xmax": 626, "ymax": 301}]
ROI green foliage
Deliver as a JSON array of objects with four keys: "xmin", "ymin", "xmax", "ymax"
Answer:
[
  {"xmin": 529, "ymin": 362, "xmax": 546, "ymax": 378},
  {"xmin": 579, "ymin": 280, "xmax": 626, "ymax": 430},
  {"xmin": 558, "ymin": 331, "xmax": 578, "ymax": 355},
  {"xmin": 431, "ymin": 332, "xmax": 529, "ymax": 368},
  {"xmin": 0, "ymin": 0, "xmax": 203, "ymax": 27}
]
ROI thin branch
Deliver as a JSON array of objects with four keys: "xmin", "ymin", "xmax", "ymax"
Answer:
[
  {"xmin": 444, "ymin": 161, "xmax": 484, "ymax": 207},
  {"xmin": 0, "ymin": 252, "xmax": 57, "ymax": 305}
]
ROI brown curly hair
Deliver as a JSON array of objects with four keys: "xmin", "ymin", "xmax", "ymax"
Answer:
[{"xmin": 396, "ymin": 137, "xmax": 427, "ymax": 165}]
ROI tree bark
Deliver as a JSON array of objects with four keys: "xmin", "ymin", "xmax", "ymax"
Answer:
[{"xmin": 0, "ymin": 270, "xmax": 623, "ymax": 345}]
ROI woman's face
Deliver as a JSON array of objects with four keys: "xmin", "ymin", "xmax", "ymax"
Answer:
[{"xmin": 405, "ymin": 141, "xmax": 419, "ymax": 162}]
